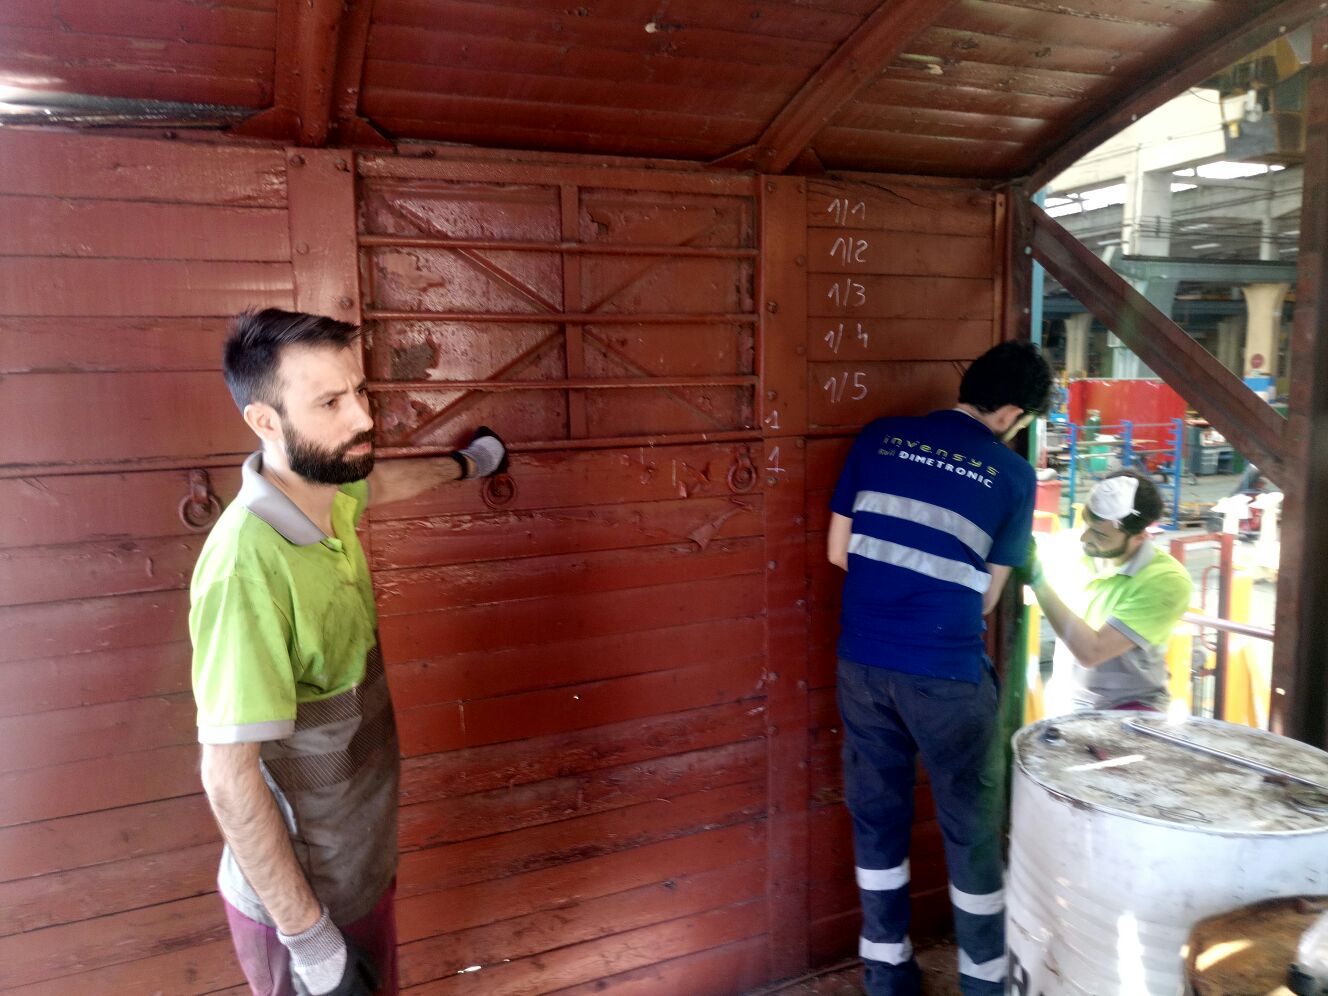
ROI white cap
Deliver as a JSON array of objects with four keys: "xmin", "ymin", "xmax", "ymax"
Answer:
[{"xmin": 1086, "ymin": 475, "xmax": 1141, "ymax": 526}]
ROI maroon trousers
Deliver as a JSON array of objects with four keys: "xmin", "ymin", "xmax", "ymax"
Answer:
[{"xmin": 223, "ymin": 883, "xmax": 398, "ymax": 996}]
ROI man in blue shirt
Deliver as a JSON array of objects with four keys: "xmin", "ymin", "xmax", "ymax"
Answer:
[{"xmin": 827, "ymin": 341, "xmax": 1051, "ymax": 996}]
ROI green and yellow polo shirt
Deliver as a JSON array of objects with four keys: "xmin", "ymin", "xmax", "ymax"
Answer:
[
  {"xmin": 189, "ymin": 452, "xmax": 399, "ymax": 925},
  {"xmin": 1043, "ymin": 533, "xmax": 1193, "ymax": 711}
]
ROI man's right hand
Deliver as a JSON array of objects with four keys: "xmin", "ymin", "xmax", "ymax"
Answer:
[{"xmin": 279, "ymin": 906, "xmax": 381, "ymax": 995}]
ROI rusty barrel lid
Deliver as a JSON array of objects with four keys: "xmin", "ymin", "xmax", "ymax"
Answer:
[{"xmin": 1014, "ymin": 713, "xmax": 1328, "ymax": 835}]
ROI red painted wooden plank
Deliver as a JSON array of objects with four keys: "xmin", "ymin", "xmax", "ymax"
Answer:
[
  {"xmin": 906, "ymin": 24, "xmax": 1152, "ymax": 78},
  {"xmin": 397, "ymin": 781, "xmax": 765, "ymax": 895},
  {"xmin": 857, "ymin": 73, "xmax": 1077, "ymax": 123},
  {"xmin": 13, "ymin": 0, "xmax": 277, "ymax": 47},
  {"xmin": 808, "ymin": 360, "xmax": 963, "ymax": 428},
  {"xmin": 382, "ymin": 572, "xmax": 762, "ymax": 660},
  {"xmin": 0, "ymin": 468, "xmax": 241, "ymax": 549},
  {"xmin": 0, "ymin": 131, "xmax": 288, "ymax": 206},
  {"xmin": 363, "ymin": 87, "xmax": 762, "ymax": 147},
  {"xmin": 400, "ymin": 739, "xmax": 764, "ymax": 852},
  {"xmin": 0, "ymin": 642, "xmax": 191, "ymax": 719},
  {"xmin": 373, "ymin": 113, "xmax": 742, "ymax": 162},
  {"xmin": 388, "ymin": 615, "xmax": 764, "ymax": 706},
  {"xmin": 397, "ymin": 822, "xmax": 763, "ymax": 942},
  {"xmin": 371, "ymin": 495, "xmax": 763, "ymax": 570},
  {"xmin": 0, "ymin": 371, "xmax": 252, "ymax": 465},
  {"xmin": 0, "ymin": 794, "xmax": 215, "ymax": 883},
  {"xmin": 364, "ymin": 60, "xmax": 790, "ymax": 120},
  {"xmin": 395, "ymin": 655, "xmax": 765, "ymax": 757},
  {"xmin": 552, "ymin": 934, "xmax": 769, "ymax": 995},
  {"xmin": 364, "ymin": 35, "xmax": 810, "ymax": 94},
  {"xmin": 808, "ymin": 274, "xmax": 994, "ymax": 320},
  {"xmin": 0, "ymin": 259, "xmax": 293, "ymax": 317},
  {"xmin": 807, "ymin": 317, "xmax": 993, "ymax": 362},
  {"xmin": 5, "ymin": 938, "xmax": 242, "ymax": 996},
  {"xmin": 941, "ymin": 0, "xmax": 1195, "ymax": 48},
  {"xmin": 370, "ymin": 444, "xmax": 762, "ymax": 520},
  {"xmin": 0, "ymin": 535, "xmax": 204, "ymax": 607},
  {"xmin": 0, "ymin": 28, "xmax": 272, "ymax": 107},
  {"xmin": 403, "ymin": 898, "xmax": 766, "ymax": 995},
  {"xmin": 0, "ymin": 196, "xmax": 289, "ymax": 261},
  {"xmin": 0, "ymin": 693, "xmax": 195, "ymax": 775},
  {"xmin": 400, "ymin": 862, "xmax": 766, "ymax": 987},
  {"xmin": 376, "ymin": 537, "xmax": 762, "ymax": 615},
  {"xmin": 287, "ymin": 148, "xmax": 361, "ymax": 322},
  {"xmin": 813, "ymin": 128, "xmax": 1026, "ymax": 178},
  {"xmin": 881, "ymin": 58, "xmax": 1110, "ymax": 101},
  {"xmin": 372, "ymin": 0, "xmax": 835, "ymax": 66},
  {"xmin": 807, "ymin": 229, "xmax": 992, "ymax": 279},
  {"xmin": 0, "ymin": 742, "xmax": 199, "ymax": 827},
  {"xmin": 0, "ymin": 842, "xmax": 215, "ymax": 937},
  {"xmin": 357, "ymin": 153, "xmax": 758, "ymax": 198},
  {"xmin": 383, "ymin": 0, "xmax": 862, "ymax": 43},
  {"xmin": 0, "ymin": 893, "xmax": 227, "ymax": 989},
  {"xmin": 0, "ymin": 590, "xmax": 188, "ymax": 663},
  {"xmin": 401, "ymin": 701, "xmax": 765, "ymax": 807},
  {"xmin": 0, "ymin": 317, "xmax": 230, "ymax": 374},
  {"xmin": 0, "ymin": 23, "xmax": 272, "ymax": 78},
  {"xmin": 806, "ymin": 179, "xmax": 994, "ymax": 236}
]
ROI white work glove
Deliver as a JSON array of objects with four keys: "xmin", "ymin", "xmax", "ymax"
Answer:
[
  {"xmin": 452, "ymin": 425, "xmax": 508, "ymax": 479},
  {"xmin": 278, "ymin": 906, "xmax": 380, "ymax": 995}
]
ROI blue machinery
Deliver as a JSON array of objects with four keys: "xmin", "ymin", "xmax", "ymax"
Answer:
[{"xmin": 1065, "ymin": 418, "xmax": 1185, "ymax": 527}]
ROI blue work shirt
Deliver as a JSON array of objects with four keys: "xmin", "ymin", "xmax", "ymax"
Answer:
[{"xmin": 830, "ymin": 409, "xmax": 1035, "ymax": 681}]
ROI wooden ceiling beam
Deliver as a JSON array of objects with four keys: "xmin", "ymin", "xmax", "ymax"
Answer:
[
  {"xmin": 1030, "ymin": 202, "xmax": 1287, "ymax": 480},
  {"xmin": 735, "ymin": 0, "xmax": 958, "ymax": 174},
  {"xmin": 236, "ymin": 0, "xmax": 346, "ymax": 146},
  {"xmin": 328, "ymin": 0, "xmax": 392, "ymax": 148},
  {"xmin": 1029, "ymin": 0, "xmax": 1326, "ymax": 190}
]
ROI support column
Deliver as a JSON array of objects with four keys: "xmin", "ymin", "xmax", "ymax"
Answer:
[
  {"xmin": 1241, "ymin": 281, "xmax": 1290, "ymax": 389},
  {"xmin": 1123, "ymin": 169, "xmax": 1173, "ymax": 257},
  {"xmin": 1064, "ymin": 313, "xmax": 1091, "ymax": 378},
  {"xmin": 1216, "ymin": 315, "xmax": 1246, "ymax": 374}
]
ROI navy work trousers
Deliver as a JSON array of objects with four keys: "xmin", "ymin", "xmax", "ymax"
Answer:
[{"xmin": 836, "ymin": 657, "xmax": 1005, "ymax": 996}]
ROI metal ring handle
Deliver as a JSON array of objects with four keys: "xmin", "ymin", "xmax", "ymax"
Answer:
[{"xmin": 179, "ymin": 493, "xmax": 222, "ymax": 531}]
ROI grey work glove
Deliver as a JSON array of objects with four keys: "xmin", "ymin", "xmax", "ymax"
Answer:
[
  {"xmin": 279, "ymin": 906, "xmax": 380, "ymax": 996},
  {"xmin": 451, "ymin": 425, "xmax": 509, "ymax": 479}
]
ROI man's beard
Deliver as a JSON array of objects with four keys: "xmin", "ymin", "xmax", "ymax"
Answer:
[
  {"xmin": 1083, "ymin": 537, "xmax": 1129, "ymax": 560},
  {"xmin": 281, "ymin": 418, "xmax": 375, "ymax": 485}
]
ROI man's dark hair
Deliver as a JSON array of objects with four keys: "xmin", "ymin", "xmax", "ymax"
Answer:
[
  {"xmin": 222, "ymin": 308, "xmax": 361, "ymax": 411},
  {"xmin": 1098, "ymin": 469, "xmax": 1164, "ymax": 535},
  {"xmin": 958, "ymin": 340, "xmax": 1053, "ymax": 415}
]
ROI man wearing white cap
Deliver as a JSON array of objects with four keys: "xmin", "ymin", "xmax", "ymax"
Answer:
[{"xmin": 1027, "ymin": 470, "xmax": 1192, "ymax": 712}]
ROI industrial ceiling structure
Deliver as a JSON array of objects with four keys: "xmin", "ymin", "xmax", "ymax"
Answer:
[{"xmin": 0, "ymin": 0, "xmax": 1318, "ymax": 182}]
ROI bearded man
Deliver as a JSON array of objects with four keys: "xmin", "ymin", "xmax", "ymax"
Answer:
[{"xmin": 190, "ymin": 309, "xmax": 506, "ymax": 996}]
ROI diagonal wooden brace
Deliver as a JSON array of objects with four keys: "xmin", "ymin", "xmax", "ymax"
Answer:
[{"xmin": 1030, "ymin": 204, "xmax": 1286, "ymax": 481}]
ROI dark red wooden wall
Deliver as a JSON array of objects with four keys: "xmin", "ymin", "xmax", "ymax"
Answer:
[{"xmin": 0, "ymin": 130, "xmax": 1008, "ymax": 993}]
